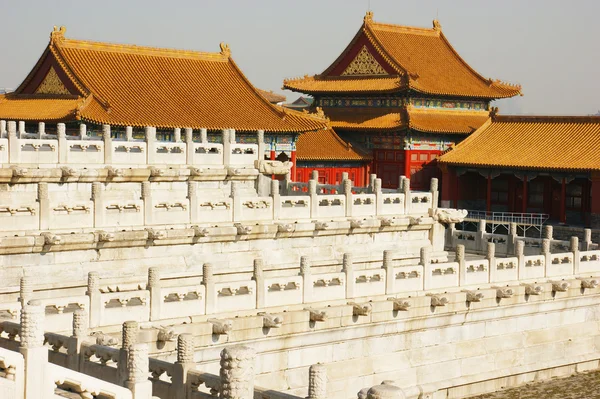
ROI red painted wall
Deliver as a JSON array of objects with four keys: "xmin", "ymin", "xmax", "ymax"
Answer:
[{"xmin": 296, "ymin": 166, "xmax": 368, "ymax": 187}]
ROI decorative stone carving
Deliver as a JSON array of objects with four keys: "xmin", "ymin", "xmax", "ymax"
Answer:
[
  {"xmin": 259, "ymin": 313, "xmax": 284, "ymax": 328},
  {"xmin": 523, "ymin": 284, "xmax": 544, "ymax": 296},
  {"xmin": 20, "ymin": 301, "xmax": 44, "ymax": 348},
  {"xmin": 255, "ymin": 160, "xmax": 292, "ymax": 175},
  {"xmin": 277, "ymin": 223, "xmax": 294, "ymax": 233},
  {"xmin": 147, "ymin": 267, "xmax": 160, "ymax": 289},
  {"xmin": 176, "ymin": 333, "xmax": 195, "ymax": 364},
  {"xmin": 87, "ymin": 272, "xmax": 99, "ymax": 295},
  {"xmin": 72, "ymin": 309, "xmax": 88, "ymax": 338},
  {"xmin": 341, "ymin": 45, "xmax": 387, "ymax": 76},
  {"xmin": 127, "ymin": 343, "xmax": 149, "ymax": 383},
  {"xmin": 41, "ymin": 232, "xmax": 62, "ymax": 245},
  {"xmin": 307, "ymin": 363, "xmax": 327, "ymax": 399},
  {"xmin": 542, "ymin": 238, "xmax": 551, "ymax": 254},
  {"xmin": 379, "ymin": 218, "xmax": 397, "ymax": 227},
  {"xmin": 314, "ymin": 221, "xmax": 329, "ymax": 231},
  {"xmin": 157, "ymin": 326, "xmax": 178, "ymax": 343},
  {"xmin": 146, "ymin": 228, "xmax": 166, "ymax": 240},
  {"xmin": 220, "ymin": 345, "xmax": 256, "ymax": 399},
  {"xmin": 235, "ymin": 223, "xmax": 252, "ymax": 235},
  {"xmin": 366, "ymin": 384, "xmax": 406, "ymax": 399},
  {"xmin": 19, "ymin": 276, "xmax": 33, "ymax": 306},
  {"xmin": 106, "ymin": 166, "xmax": 124, "ymax": 177},
  {"xmin": 192, "ymin": 225, "xmax": 209, "ymax": 238},
  {"xmin": 348, "ymin": 302, "xmax": 372, "ymax": 316},
  {"xmin": 97, "ymin": 231, "xmax": 116, "ymax": 242},
  {"xmin": 551, "ymin": 281, "xmax": 570, "ymax": 292},
  {"xmin": 150, "ymin": 167, "xmax": 165, "ymax": 177},
  {"xmin": 409, "ymin": 216, "xmax": 423, "ymax": 225},
  {"xmin": 429, "ymin": 295, "xmax": 448, "ymax": 307},
  {"xmin": 455, "ymin": 245, "xmax": 465, "ymax": 261},
  {"xmin": 579, "ymin": 278, "xmax": 599, "ymax": 289},
  {"xmin": 496, "ymin": 287, "xmax": 514, "ymax": 299},
  {"xmin": 463, "ymin": 290, "xmax": 485, "ymax": 303},
  {"xmin": 203, "ymin": 263, "xmax": 214, "ymax": 285},
  {"xmin": 209, "ymin": 318, "xmax": 233, "ymax": 335},
  {"xmin": 122, "ymin": 321, "xmax": 139, "ymax": 349},
  {"xmin": 300, "ymin": 256, "xmax": 311, "ymax": 276},
  {"xmin": 428, "ymin": 208, "xmax": 468, "ymax": 224},
  {"xmin": 305, "ymin": 308, "xmax": 327, "ymax": 322},
  {"xmin": 60, "ymin": 166, "xmax": 80, "ymax": 178},
  {"xmin": 387, "ymin": 298, "xmax": 410, "ymax": 311},
  {"xmin": 12, "ymin": 167, "xmax": 29, "ymax": 178},
  {"xmin": 350, "ymin": 219, "xmax": 365, "ymax": 229},
  {"xmin": 90, "ymin": 332, "xmax": 118, "ymax": 346}
]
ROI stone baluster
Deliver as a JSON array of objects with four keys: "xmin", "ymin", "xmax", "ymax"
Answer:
[
  {"xmin": 102, "ymin": 124, "xmax": 112, "ymax": 164},
  {"xmin": 382, "ymin": 250, "xmax": 394, "ymax": 295},
  {"xmin": 230, "ymin": 181, "xmax": 241, "ymax": 222},
  {"xmin": 125, "ymin": 126, "xmax": 133, "ymax": 142},
  {"xmin": 222, "ymin": 129, "xmax": 231, "ymax": 166},
  {"xmin": 200, "ymin": 128, "xmax": 208, "ymax": 144},
  {"xmin": 91, "ymin": 182, "xmax": 105, "ymax": 228},
  {"xmin": 184, "ymin": 128, "xmax": 194, "ymax": 165},
  {"xmin": 374, "ymin": 178, "xmax": 383, "ymax": 216},
  {"xmin": 584, "ymin": 228, "xmax": 593, "ymax": 251},
  {"xmin": 118, "ymin": 320, "xmax": 140, "ymax": 385},
  {"xmin": 516, "ymin": 240, "xmax": 527, "ymax": 280},
  {"xmin": 19, "ymin": 276, "xmax": 33, "ymax": 308},
  {"xmin": 271, "ymin": 179, "xmax": 281, "ymax": 219},
  {"xmin": 7, "ymin": 121, "xmax": 20, "ymax": 164},
  {"xmin": 79, "ymin": 123, "xmax": 87, "ymax": 140},
  {"xmin": 300, "ymin": 256, "xmax": 312, "ymax": 304},
  {"xmin": 307, "ymin": 364, "xmax": 327, "ymax": 399},
  {"xmin": 397, "ymin": 175, "xmax": 406, "ymax": 194},
  {"xmin": 147, "ymin": 267, "xmax": 161, "ymax": 321},
  {"xmin": 37, "ymin": 183, "xmax": 50, "ymax": 230},
  {"xmin": 369, "ymin": 174, "xmax": 377, "ymax": 193},
  {"xmin": 38, "ymin": 122, "xmax": 45, "ymax": 139},
  {"xmin": 309, "ymin": 179, "xmax": 318, "ymax": 219},
  {"xmin": 188, "ymin": 181, "xmax": 199, "ymax": 223},
  {"xmin": 86, "ymin": 272, "xmax": 101, "ymax": 328},
  {"xmin": 402, "ymin": 178, "xmax": 411, "ymax": 214},
  {"xmin": 543, "ymin": 225, "xmax": 553, "ymax": 240},
  {"xmin": 145, "ymin": 126, "xmax": 156, "ymax": 165},
  {"xmin": 476, "ymin": 219, "xmax": 486, "ymax": 253},
  {"xmin": 366, "ymin": 384, "xmax": 406, "ymax": 399},
  {"xmin": 507, "ymin": 222, "xmax": 517, "ymax": 255},
  {"xmin": 203, "ymin": 263, "xmax": 216, "ymax": 315},
  {"xmin": 20, "ymin": 300, "xmax": 48, "ymax": 399},
  {"xmin": 253, "ymin": 258, "xmax": 265, "ymax": 309},
  {"xmin": 542, "ymin": 238, "xmax": 551, "ymax": 277},
  {"xmin": 430, "ymin": 177, "xmax": 439, "ymax": 210},
  {"xmin": 487, "ymin": 242, "xmax": 497, "ymax": 283},
  {"xmin": 445, "ymin": 222, "xmax": 456, "ymax": 250},
  {"xmin": 456, "ymin": 244, "xmax": 467, "ymax": 286},
  {"xmin": 311, "ymin": 170, "xmax": 319, "ymax": 181},
  {"xmin": 571, "ymin": 236, "xmax": 580, "ymax": 274},
  {"xmin": 0, "ymin": 120, "xmax": 6, "ymax": 136},
  {"xmin": 125, "ymin": 343, "xmax": 152, "ymax": 399},
  {"xmin": 257, "ymin": 130, "xmax": 265, "ymax": 162},
  {"xmin": 173, "ymin": 127, "xmax": 181, "ymax": 143},
  {"xmin": 171, "ymin": 334, "xmax": 196, "ymax": 399},
  {"xmin": 220, "ymin": 346, "xmax": 256, "ymax": 399},
  {"xmin": 141, "ymin": 182, "xmax": 153, "ymax": 226},
  {"xmin": 343, "ymin": 179, "xmax": 353, "ymax": 217},
  {"xmin": 57, "ymin": 123, "xmax": 67, "ymax": 164},
  {"xmin": 343, "ymin": 253, "xmax": 355, "ymax": 299},
  {"xmin": 421, "ymin": 246, "xmax": 434, "ymax": 290},
  {"xmin": 68, "ymin": 309, "xmax": 88, "ymax": 371},
  {"xmin": 18, "ymin": 121, "xmax": 25, "ymax": 138}
]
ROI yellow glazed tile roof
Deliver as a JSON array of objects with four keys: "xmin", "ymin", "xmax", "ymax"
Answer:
[
  {"xmin": 284, "ymin": 13, "xmax": 521, "ymax": 99},
  {"xmin": 296, "ymin": 127, "xmax": 370, "ymax": 161},
  {"xmin": 438, "ymin": 115, "xmax": 600, "ymax": 171},
  {"xmin": 283, "ymin": 75, "xmax": 403, "ymax": 94},
  {"xmin": 2, "ymin": 27, "xmax": 327, "ymax": 133},
  {"xmin": 324, "ymin": 107, "xmax": 405, "ymax": 131},
  {"xmin": 408, "ymin": 108, "xmax": 490, "ymax": 134},
  {"xmin": 0, "ymin": 94, "xmax": 83, "ymax": 121}
]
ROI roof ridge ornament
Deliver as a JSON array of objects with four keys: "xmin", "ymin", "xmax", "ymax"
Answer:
[
  {"xmin": 489, "ymin": 106, "xmax": 499, "ymax": 120},
  {"xmin": 219, "ymin": 42, "xmax": 231, "ymax": 57},
  {"xmin": 51, "ymin": 26, "xmax": 66, "ymax": 43},
  {"xmin": 432, "ymin": 19, "xmax": 442, "ymax": 31},
  {"xmin": 364, "ymin": 11, "xmax": 374, "ymax": 23}
]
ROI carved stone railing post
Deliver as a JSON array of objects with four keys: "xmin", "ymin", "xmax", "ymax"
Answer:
[
  {"xmin": 308, "ymin": 179, "xmax": 318, "ymax": 219},
  {"xmin": 542, "ymin": 238, "xmax": 551, "ymax": 277},
  {"xmin": 184, "ymin": 127, "xmax": 194, "ymax": 165},
  {"xmin": 543, "ymin": 225, "xmax": 553, "ymax": 240},
  {"xmin": 476, "ymin": 219, "xmax": 486, "ymax": 253},
  {"xmin": 0, "ymin": 120, "xmax": 6, "ymax": 136},
  {"xmin": 18, "ymin": 121, "xmax": 25, "ymax": 138},
  {"xmin": 199, "ymin": 128, "xmax": 208, "ymax": 144},
  {"xmin": 86, "ymin": 271, "xmax": 101, "ymax": 328},
  {"xmin": 19, "ymin": 276, "xmax": 33, "ymax": 308},
  {"xmin": 487, "ymin": 242, "xmax": 497, "ymax": 283},
  {"xmin": 20, "ymin": 300, "xmax": 48, "ymax": 399},
  {"xmin": 253, "ymin": 258, "xmax": 265, "ymax": 309},
  {"xmin": 7, "ymin": 121, "xmax": 20, "ymax": 163},
  {"xmin": 57, "ymin": 123, "xmax": 68, "ymax": 164},
  {"xmin": 430, "ymin": 177, "xmax": 439, "ymax": 210},
  {"xmin": 343, "ymin": 179, "xmax": 353, "ymax": 217},
  {"xmin": 68, "ymin": 309, "xmax": 88, "ymax": 371},
  {"xmin": 402, "ymin": 178, "xmax": 411, "ymax": 214},
  {"xmin": 382, "ymin": 250, "xmax": 394, "ymax": 295},
  {"xmin": 79, "ymin": 123, "xmax": 87, "ymax": 140},
  {"xmin": 516, "ymin": 240, "xmax": 527, "ymax": 280},
  {"xmin": 507, "ymin": 222, "xmax": 517, "ymax": 255},
  {"xmin": 343, "ymin": 253, "xmax": 355, "ymax": 299},
  {"xmin": 125, "ymin": 126, "xmax": 133, "ymax": 142},
  {"xmin": 307, "ymin": 363, "xmax": 327, "ymax": 399},
  {"xmin": 374, "ymin": 178, "xmax": 383, "ymax": 215},
  {"xmin": 369, "ymin": 174, "xmax": 377, "ymax": 193},
  {"xmin": 300, "ymin": 256, "xmax": 312, "ymax": 304},
  {"xmin": 141, "ymin": 181, "xmax": 153, "ymax": 226},
  {"xmin": 118, "ymin": 320, "xmax": 140, "ymax": 386},
  {"xmin": 203, "ymin": 263, "xmax": 216, "ymax": 315},
  {"xmin": 230, "ymin": 181, "xmax": 241, "ymax": 222},
  {"xmin": 220, "ymin": 345, "xmax": 256, "ymax": 399},
  {"xmin": 456, "ymin": 244, "xmax": 467, "ymax": 286},
  {"xmin": 257, "ymin": 130, "xmax": 265, "ymax": 162},
  {"xmin": 222, "ymin": 129, "xmax": 231, "ymax": 166},
  {"xmin": 173, "ymin": 128, "xmax": 181, "ymax": 143},
  {"xmin": 445, "ymin": 222, "xmax": 456, "ymax": 250},
  {"xmin": 125, "ymin": 343, "xmax": 152, "ymax": 399},
  {"xmin": 103, "ymin": 124, "xmax": 113, "ymax": 164},
  {"xmin": 188, "ymin": 181, "xmax": 199, "ymax": 223},
  {"xmin": 366, "ymin": 384, "xmax": 406, "ymax": 399},
  {"xmin": 38, "ymin": 182, "xmax": 50, "ymax": 230},
  {"xmin": 584, "ymin": 228, "xmax": 593, "ymax": 251},
  {"xmin": 421, "ymin": 246, "xmax": 434, "ymax": 290},
  {"xmin": 571, "ymin": 236, "xmax": 580, "ymax": 274},
  {"xmin": 148, "ymin": 267, "xmax": 161, "ymax": 321},
  {"xmin": 271, "ymin": 179, "xmax": 281, "ymax": 220},
  {"xmin": 91, "ymin": 182, "xmax": 105, "ymax": 228},
  {"xmin": 145, "ymin": 126, "xmax": 156, "ymax": 165},
  {"xmin": 172, "ymin": 334, "xmax": 196, "ymax": 399},
  {"xmin": 311, "ymin": 170, "xmax": 319, "ymax": 181}
]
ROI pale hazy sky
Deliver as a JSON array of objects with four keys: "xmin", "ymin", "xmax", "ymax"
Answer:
[{"xmin": 1, "ymin": 0, "xmax": 598, "ymax": 115}]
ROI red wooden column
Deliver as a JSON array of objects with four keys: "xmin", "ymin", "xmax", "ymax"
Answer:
[
  {"xmin": 486, "ymin": 174, "xmax": 492, "ymax": 213},
  {"xmin": 522, "ymin": 176, "xmax": 528, "ymax": 213},
  {"xmin": 560, "ymin": 177, "xmax": 567, "ymax": 224},
  {"xmin": 404, "ymin": 149, "xmax": 411, "ymax": 179},
  {"xmin": 290, "ymin": 150, "xmax": 297, "ymax": 182},
  {"xmin": 453, "ymin": 171, "xmax": 459, "ymax": 209},
  {"xmin": 440, "ymin": 166, "xmax": 452, "ymax": 207}
]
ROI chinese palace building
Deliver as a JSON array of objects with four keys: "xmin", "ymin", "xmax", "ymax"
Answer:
[
  {"xmin": 0, "ymin": 26, "xmax": 327, "ymax": 173},
  {"xmin": 438, "ymin": 114, "xmax": 600, "ymax": 227},
  {"xmin": 283, "ymin": 12, "xmax": 521, "ymax": 190}
]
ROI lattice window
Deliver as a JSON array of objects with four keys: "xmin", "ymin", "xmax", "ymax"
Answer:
[{"xmin": 341, "ymin": 46, "xmax": 388, "ymax": 76}]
